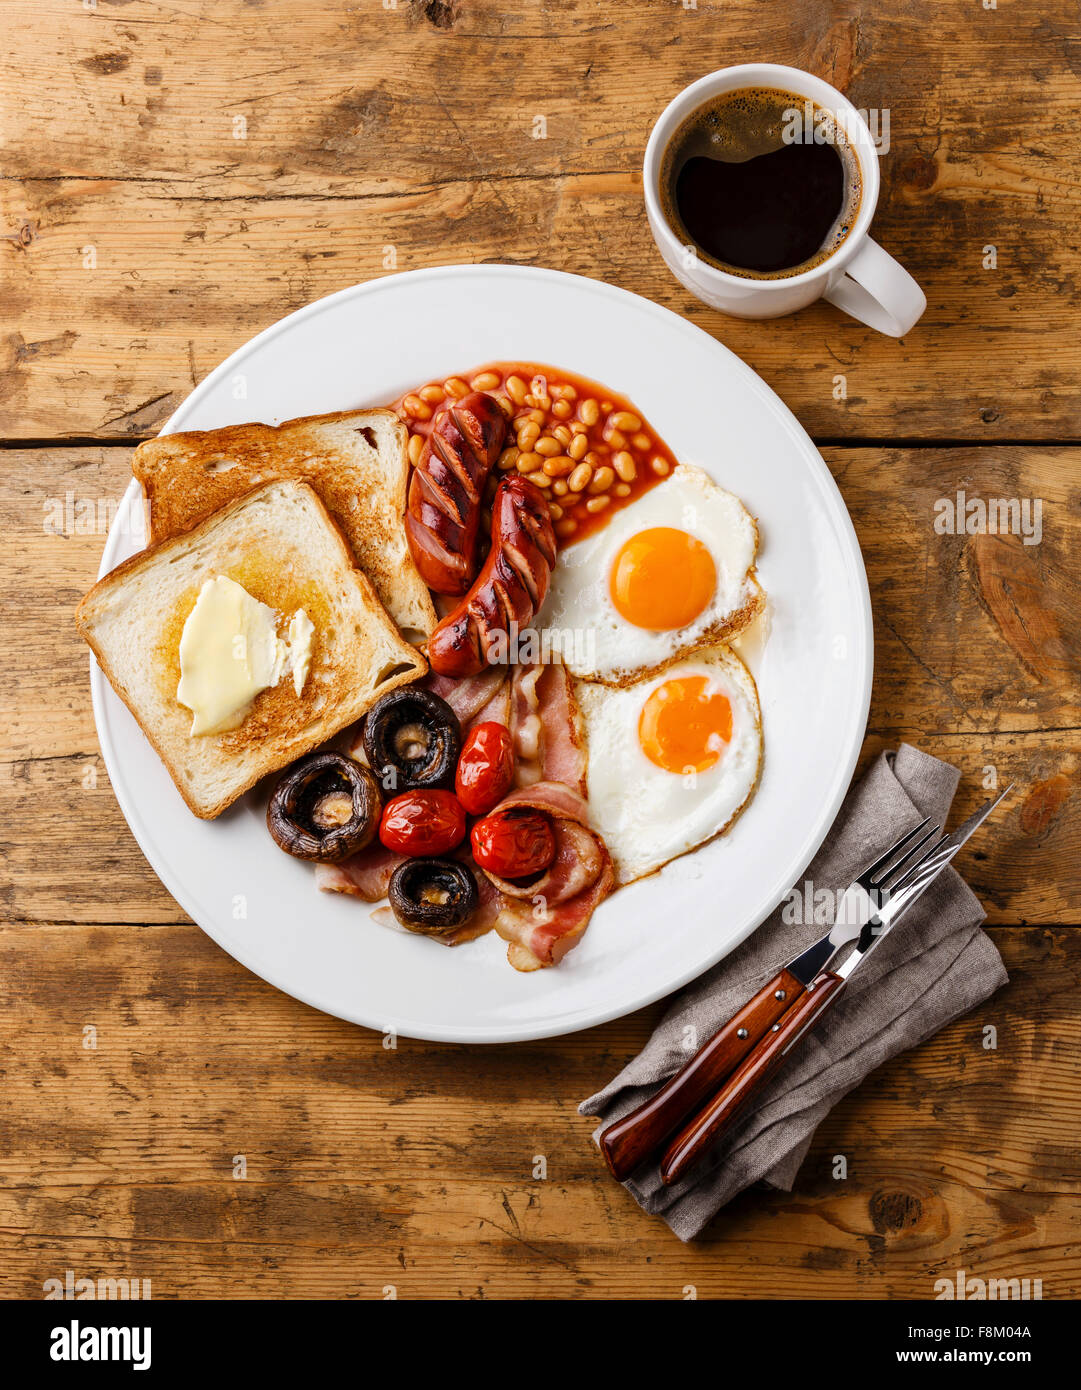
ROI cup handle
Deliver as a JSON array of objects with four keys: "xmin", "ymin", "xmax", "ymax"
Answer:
[{"xmin": 823, "ymin": 236, "xmax": 926, "ymax": 337}]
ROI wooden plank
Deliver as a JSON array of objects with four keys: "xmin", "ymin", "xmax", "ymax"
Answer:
[
  {"xmin": 0, "ymin": 924, "xmax": 1075, "ymax": 1298},
  {"xmin": 1, "ymin": 445, "xmax": 1076, "ymax": 925},
  {"xmin": 2, "ymin": 2, "xmax": 1081, "ymax": 438}
]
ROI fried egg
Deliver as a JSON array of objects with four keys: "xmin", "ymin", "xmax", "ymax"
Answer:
[
  {"xmin": 541, "ymin": 465, "xmax": 763, "ymax": 685},
  {"xmin": 575, "ymin": 646, "xmax": 762, "ymax": 884}
]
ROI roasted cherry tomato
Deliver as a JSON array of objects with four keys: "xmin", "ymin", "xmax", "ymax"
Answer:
[
  {"xmin": 379, "ymin": 789, "xmax": 466, "ymax": 856},
  {"xmin": 455, "ymin": 721, "xmax": 515, "ymax": 815},
  {"xmin": 470, "ymin": 807, "xmax": 556, "ymax": 880}
]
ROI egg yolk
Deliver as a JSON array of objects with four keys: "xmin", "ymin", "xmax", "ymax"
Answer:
[
  {"xmin": 609, "ymin": 527, "xmax": 716, "ymax": 631},
  {"xmin": 638, "ymin": 675, "xmax": 733, "ymax": 774}
]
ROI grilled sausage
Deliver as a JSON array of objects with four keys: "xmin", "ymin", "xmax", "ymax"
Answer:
[
  {"xmin": 404, "ymin": 391, "xmax": 507, "ymax": 595},
  {"xmin": 427, "ymin": 476, "xmax": 557, "ymax": 679}
]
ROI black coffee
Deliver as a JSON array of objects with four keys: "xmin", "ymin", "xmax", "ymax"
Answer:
[{"xmin": 660, "ymin": 87, "xmax": 862, "ymax": 279}]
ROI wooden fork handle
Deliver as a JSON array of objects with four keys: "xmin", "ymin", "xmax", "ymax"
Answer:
[
  {"xmin": 599, "ymin": 968, "xmax": 806, "ymax": 1181},
  {"xmin": 659, "ymin": 970, "xmax": 847, "ymax": 1186}
]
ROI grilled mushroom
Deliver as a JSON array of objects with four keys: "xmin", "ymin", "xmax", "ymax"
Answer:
[
  {"xmin": 267, "ymin": 752, "xmax": 381, "ymax": 862},
  {"xmin": 388, "ymin": 858, "xmax": 478, "ymax": 935},
  {"xmin": 362, "ymin": 687, "xmax": 461, "ymax": 791}
]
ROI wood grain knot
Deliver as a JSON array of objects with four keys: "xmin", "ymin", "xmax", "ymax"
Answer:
[
  {"xmin": 79, "ymin": 52, "xmax": 131, "ymax": 76},
  {"xmin": 897, "ymin": 154, "xmax": 938, "ymax": 191},
  {"xmin": 1020, "ymin": 775, "xmax": 1071, "ymax": 837},
  {"xmin": 422, "ymin": 0, "xmax": 459, "ymax": 28},
  {"xmin": 869, "ymin": 1189, "xmax": 923, "ymax": 1233},
  {"xmin": 4, "ymin": 221, "xmax": 35, "ymax": 252}
]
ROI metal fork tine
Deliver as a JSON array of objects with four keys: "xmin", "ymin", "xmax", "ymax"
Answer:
[
  {"xmin": 884, "ymin": 832, "xmax": 951, "ymax": 901},
  {"xmin": 876, "ymin": 822, "xmax": 941, "ymax": 893},
  {"xmin": 860, "ymin": 816, "xmax": 933, "ymax": 886}
]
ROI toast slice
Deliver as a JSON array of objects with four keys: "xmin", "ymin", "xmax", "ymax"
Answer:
[
  {"xmin": 132, "ymin": 409, "xmax": 437, "ymax": 642},
  {"xmin": 76, "ymin": 480, "xmax": 427, "ymax": 819}
]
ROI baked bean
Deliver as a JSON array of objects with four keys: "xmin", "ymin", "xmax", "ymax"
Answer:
[
  {"xmin": 517, "ymin": 421, "xmax": 541, "ymax": 450},
  {"xmin": 568, "ymin": 433, "xmax": 589, "ymax": 461},
  {"xmin": 570, "ymin": 421, "xmax": 588, "ymax": 435},
  {"xmin": 542, "ymin": 455, "xmax": 574, "ymax": 477},
  {"xmin": 551, "ymin": 399, "xmax": 572, "ymax": 419},
  {"xmin": 614, "ymin": 483, "xmax": 632, "ymax": 498},
  {"xmin": 568, "ymin": 463, "xmax": 592, "ymax": 492},
  {"xmin": 548, "ymin": 502, "xmax": 564, "ymax": 520},
  {"xmin": 552, "ymin": 479, "xmax": 569, "ymax": 496},
  {"xmin": 586, "ymin": 496, "xmax": 611, "ymax": 514},
  {"xmin": 443, "ymin": 376, "xmax": 469, "ymax": 398},
  {"xmin": 600, "ymin": 400, "xmax": 613, "ymax": 412},
  {"xmin": 588, "ymin": 465, "xmax": 615, "ymax": 494},
  {"xmin": 613, "ymin": 451, "xmax": 637, "ymax": 482},
  {"xmin": 535, "ymin": 436, "xmax": 561, "ymax": 457},
  {"xmin": 495, "ymin": 395, "xmax": 514, "ymax": 418},
  {"xmin": 605, "ymin": 427, "xmax": 627, "ymax": 450},
  {"xmin": 505, "ymin": 375, "xmax": 528, "ymax": 403},
  {"xmin": 632, "ymin": 432, "xmax": 651, "ymax": 452},
  {"xmin": 552, "ymin": 423, "xmax": 572, "ymax": 445},
  {"xmin": 579, "ymin": 398, "xmax": 600, "ymax": 426},
  {"xmin": 408, "ymin": 433, "xmax": 424, "ymax": 466},
  {"xmin": 651, "ymin": 456, "xmax": 671, "ymax": 476},
  {"xmin": 526, "ymin": 469, "xmax": 552, "ymax": 488},
  {"xmin": 526, "ymin": 408, "xmax": 546, "ymax": 425},
  {"xmin": 420, "ymin": 384, "xmax": 445, "ymax": 404},
  {"xmin": 471, "ymin": 371, "xmax": 501, "ymax": 391},
  {"xmin": 609, "ymin": 410, "xmax": 641, "ymax": 433},
  {"xmin": 551, "ymin": 382, "xmax": 577, "ymax": 401},
  {"xmin": 498, "ymin": 446, "xmax": 520, "ymax": 470},
  {"xmin": 584, "ymin": 450, "xmax": 608, "ymax": 467},
  {"xmin": 556, "ymin": 517, "xmax": 578, "ymax": 537},
  {"xmin": 517, "ymin": 451, "xmax": 542, "ymax": 472},
  {"xmin": 402, "ymin": 394, "xmax": 431, "ymax": 421}
]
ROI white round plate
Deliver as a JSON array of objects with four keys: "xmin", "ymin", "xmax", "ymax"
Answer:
[{"xmin": 91, "ymin": 265, "xmax": 872, "ymax": 1043}]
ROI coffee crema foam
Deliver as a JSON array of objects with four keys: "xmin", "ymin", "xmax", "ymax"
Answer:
[{"xmin": 660, "ymin": 86, "xmax": 863, "ymax": 281}]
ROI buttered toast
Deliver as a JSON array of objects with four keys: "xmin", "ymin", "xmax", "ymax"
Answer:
[
  {"xmin": 132, "ymin": 409, "xmax": 437, "ymax": 642},
  {"xmin": 76, "ymin": 480, "xmax": 427, "ymax": 819}
]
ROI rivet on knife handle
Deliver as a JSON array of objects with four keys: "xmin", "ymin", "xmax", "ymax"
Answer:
[
  {"xmin": 659, "ymin": 970, "xmax": 847, "ymax": 1187},
  {"xmin": 599, "ymin": 968, "xmax": 806, "ymax": 1181}
]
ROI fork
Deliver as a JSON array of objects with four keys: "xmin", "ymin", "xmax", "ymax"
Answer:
[{"xmin": 599, "ymin": 810, "xmax": 973, "ymax": 1185}]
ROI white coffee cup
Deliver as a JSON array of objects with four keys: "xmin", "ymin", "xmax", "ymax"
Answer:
[{"xmin": 643, "ymin": 63, "xmax": 926, "ymax": 337}]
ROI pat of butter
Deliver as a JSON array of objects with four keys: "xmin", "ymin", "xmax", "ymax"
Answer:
[
  {"xmin": 177, "ymin": 575, "xmax": 313, "ymax": 736},
  {"xmin": 287, "ymin": 608, "xmax": 314, "ymax": 697}
]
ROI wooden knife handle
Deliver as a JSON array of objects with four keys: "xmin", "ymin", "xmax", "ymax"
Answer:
[
  {"xmin": 599, "ymin": 968, "xmax": 806, "ymax": 1181},
  {"xmin": 659, "ymin": 970, "xmax": 847, "ymax": 1187}
]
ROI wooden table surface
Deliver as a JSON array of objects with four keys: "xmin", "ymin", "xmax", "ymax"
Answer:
[{"xmin": 3, "ymin": 0, "xmax": 1079, "ymax": 1299}]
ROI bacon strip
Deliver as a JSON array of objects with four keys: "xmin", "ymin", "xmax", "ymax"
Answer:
[
  {"xmin": 509, "ymin": 661, "xmax": 587, "ymax": 797},
  {"xmin": 423, "ymin": 667, "xmax": 507, "ymax": 725},
  {"xmin": 471, "ymin": 676, "xmax": 510, "ymax": 730},
  {"xmin": 479, "ymin": 780, "xmax": 613, "ymax": 971},
  {"xmin": 315, "ymin": 843, "xmax": 404, "ymax": 900}
]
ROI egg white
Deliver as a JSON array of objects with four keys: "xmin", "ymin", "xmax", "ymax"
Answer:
[
  {"xmin": 575, "ymin": 646, "xmax": 762, "ymax": 885},
  {"xmin": 540, "ymin": 465, "xmax": 763, "ymax": 685}
]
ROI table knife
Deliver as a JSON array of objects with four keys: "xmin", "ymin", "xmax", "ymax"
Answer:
[{"xmin": 599, "ymin": 787, "xmax": 1011, "ymax": 1185}]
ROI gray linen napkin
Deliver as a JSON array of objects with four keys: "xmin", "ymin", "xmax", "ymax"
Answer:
[{"xmin": 579, "ymin": 745, "xmax": 1008, "ymax": 1241}]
